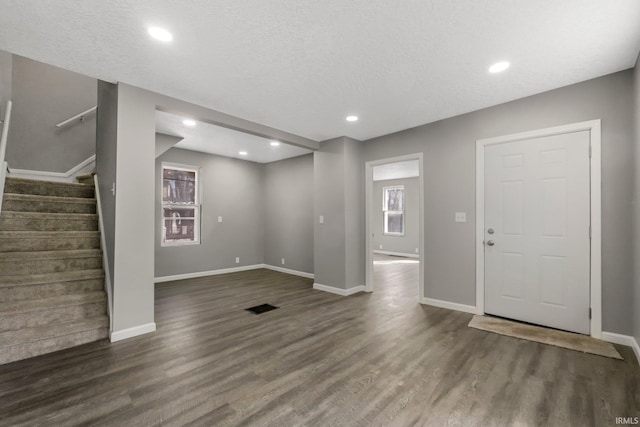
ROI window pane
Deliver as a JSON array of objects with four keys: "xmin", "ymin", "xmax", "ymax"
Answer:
[
  {"xmin": 384, "ymin": 188, "xmax": 404, "ymax": 211},
  {"xmin": 385, "ymin": 212, "xmax": 404, "ymax": 234},
  {"xmin": 163, "ymin": 168, "xmax": 196, "ymax": 204},
  {"xmin": 163, "ymin": 207, "xmax": 197, "ymax": 242}
]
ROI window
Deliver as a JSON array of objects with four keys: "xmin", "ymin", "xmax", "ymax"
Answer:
[
  {"xmin": 162, "ymin": 163, "xmax": 200, "ymax": 246},
  {"xmin": 383, "ymin": 185, "xmax": 405, "ymax": 236}
]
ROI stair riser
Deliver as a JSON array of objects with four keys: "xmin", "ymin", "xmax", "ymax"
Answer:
[
  {"xmin": 2, "ymin": 198, "xmax": 96, "ymax": 214},
  {"xmin": 0, "ymin": 302, "xmax": 106, "ymax": 332},
  {"xmin": 1, "ymin": 317, "xmax": 109, "ymax": 347},
  {"xmin": 0, "ymin": 279, "xmax": 104, "ymax": 302},
  {"xmin": 0, "ymin": 256, "xmax": 102, "ymax": 275},
  {"xmin": 0, "ymin": 327, "xmax": 108, "ymax": 365},
  {"xmin": 0, "ymin": 217, "xmax": 98, "ymax": 232},
  {"xmin": 77, "ymin": 176, "xmax": 94, "ymax": 185},
  {"xmin": 0, "ymin": 236, "xmax": 100, "ymax": 252},
  {"xmin": 4, "ymin": 181, "xmax": 94, "ymax": 198}
]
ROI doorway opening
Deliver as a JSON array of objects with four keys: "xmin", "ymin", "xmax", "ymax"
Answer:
[{"xmin": 365, "ymin": 154, "xmax": 424, "ymax": 301}]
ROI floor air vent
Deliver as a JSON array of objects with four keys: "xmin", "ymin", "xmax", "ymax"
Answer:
[{"xmin": 245, "ymin": 304, "xmax": 279, "ymax": 315}]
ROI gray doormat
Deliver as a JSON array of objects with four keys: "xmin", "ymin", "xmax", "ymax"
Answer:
[{"xmin": 469, "ymin": 315, "xmax": 622, "ymax": 360}]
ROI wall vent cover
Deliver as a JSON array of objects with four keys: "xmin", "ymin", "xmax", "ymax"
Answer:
[{"xmin": 245, "ymin": 304, "xmax": 279, "ymax": 315}]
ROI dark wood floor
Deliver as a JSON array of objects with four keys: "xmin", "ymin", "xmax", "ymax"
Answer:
[{"xmin": 1, "ymin": 257, "xmax": 638, "ymax": 426}]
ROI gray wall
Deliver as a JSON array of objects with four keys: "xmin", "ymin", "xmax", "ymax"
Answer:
[
  {"xmin": 373, "ymin": 177, "xmax": 419, "ymax": 255},
  {"xmin": 7, "ymin": 55, "xmax": 96, "ymax": 172},
  {"xmin": 263, "ymin": 154, "xmax": 314, "ymax": 274},
  {"xmin": 95, "ymin": 81, "xmax": 118, "ymax": 296},
  {"xmin": 155, "ymin": 148, "xmax": 265, "ymax": 278},
  {"xmin": 314, "ymin": 138, "xmax": 347, "ymax": 288},
  {"xmin": 633, "ymin": 56, "xmax": 640, "ymax": 346},
  {"xmin": 0, "ymin": 50, "xmax": 11, "ymax": 120},
  {"xmin": 155, "ymin": 133, "xmax": 182, "ymax": 158},
  {"xmin": 314, "ymin": 137, "xmax": 364, "ymax": 290},
  {"xmin": 363, "ymin": 70, "xmax": 635, "ymax": 335}
]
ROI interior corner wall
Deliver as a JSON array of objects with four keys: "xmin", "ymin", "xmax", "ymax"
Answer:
[
  {"xmin": 373, "ymin": 177, "xmax": 420, "ymax": 255},
  {"xmin": 155, "ymin": 148, "xmax": 265, "ymax": 278},
  {"xmin": 7, "ymin": 55, "xmax": 96, "ymax": 172},
  {"xmin": 314, "ymin": 138, "xmax": 347, "ymax": 288},
  {"xmin": 112, "ymin": 83, "xmax": 156, "ymax": 333},
  {"xmin": 633, "ymin": 55, "xmax": 640, "ymax": 346},
  {"xmin": 263, "ymin": 154, "xmax": 314, "ymax": 274},
  {"xmin": 344, "ymin": 137, "xmax": 365, "ymax": 289},
  {"xmin": 363, "ymin": 69, "xmax": 635, "ymax": 335},
  {"xmin": 95, "ymin": 80, "xmax": 118, "ymax": 294},
  {"xmin": 0, "ymin": 50, "xmax": 12, "ymax": 119}
]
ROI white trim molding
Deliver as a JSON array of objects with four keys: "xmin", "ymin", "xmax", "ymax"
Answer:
[
  {"xmin": 373, "ymin": 250, "xmax": 419, "ymax": 259},
  {"xmin": 263, "ymin": 264, "xmax": 314, "ymax": 279},
  {"xmin": 420, "ymin": 297, "xmax": 480, "ymax": 315},
  {"xmin": 155, "ymin": 264, "xmax": 264, "ymax": 283},
  {"xmin": 313, "ymin": 283, "xmax": 366, "ymax": 296},
  {"xmin": 8, "ymin": 155, "xmax": 96, "ymax": 183},
  {"xmin": 601, "ymin": 332, "xmax": 640, "ymax": 365},
  {"xmin": 475, "ymin": 120, "xmax": 602, "ymax": 339},
  {"xmin": 110, "ymin": 322, "xmax": 156, "ymax": 342},
  {"xmin": 93, "ymin": 174, "xmax": 113, "ymax": 333}
]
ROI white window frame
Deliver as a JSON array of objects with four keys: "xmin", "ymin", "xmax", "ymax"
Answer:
[
  {"xmin": 383, "ymin": 185, "xmax": 405, "ymax": 236},
  {"xmin": 161, "ymin": 162, "xmax": 201, "ymax": 247}
]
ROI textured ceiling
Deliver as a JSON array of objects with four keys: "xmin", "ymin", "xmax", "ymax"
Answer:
[
  {"xmin": 1, "ymin": 1, "xmax": 639, "ymax": 141},
  {"xmin": 156, "ymin": 111, "xmax": 312, "ymax": 163}
]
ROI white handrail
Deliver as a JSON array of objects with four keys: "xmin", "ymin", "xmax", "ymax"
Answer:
[
  {"xmin": 0, "ymin": 100, "xmax": 13, "ymax": 217},
  {"xmin": 56, "ymin": 105, "xmax": 96, "ymax": 128}
]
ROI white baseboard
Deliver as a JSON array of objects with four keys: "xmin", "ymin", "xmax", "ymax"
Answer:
[
  {"xmin": 110, "ymin": 322, "xmax": 156, "ymax": 342},
  {"xmin": 313, "ymin": 283, "xmax": 366, "ymax": 296},
  {"xmin": 8, "ymin": 155, "xmax": 95, "ymax": 183},
  {"xmin": 263, "ymin": 264, "xmax": 314, "ymax": 279},
  {"xmin": 155, "ymin": 264, "xmax": 264, "ymax": 283},
  {"xmin": 420, "ymin": 297, "xmax": 480, "ymax": 315},
  {"xmin": 374, "ymin": 250, "xmax": 419, "ymax": 258},
  {"xmin": 602, "ymin": 332, "xmax": 640, "ymax": 365}
]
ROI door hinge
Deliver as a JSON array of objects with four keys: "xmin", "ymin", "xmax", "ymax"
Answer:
[{"xmin": 589, "ymin": 308, "xmax": 592, "ymax": 319}]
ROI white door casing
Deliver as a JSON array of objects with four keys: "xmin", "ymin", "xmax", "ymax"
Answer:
[{"xmin": 476, "ymin": 120, "xmax": 602, "ymax": 338}]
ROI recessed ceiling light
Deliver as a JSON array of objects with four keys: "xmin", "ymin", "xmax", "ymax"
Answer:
[
  {"xmin": 182, "ymin": 119, "xmax": 196, "ymax": 127},
  {"xmin": 489, "ymin": 61, "xmax": 510, "ymax": 73},
  {"xmin": 148, "ymin": 27, "xmax": 173, "ymax": 42},
  {"xmin": 346, "ymin": 115, "xmax": 358, "ymax": 122},
  {"xmin": 270, "ymin": 141, "xmax": 281, "ymax": 147},
  {"xmin": 239, "ymin": 151, "xmax": 248, "ymax": 156}
]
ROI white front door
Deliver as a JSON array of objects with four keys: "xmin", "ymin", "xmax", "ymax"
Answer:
[{"xmin": 484, "ymin": 130, "xmax": 591, "ymax": 334}]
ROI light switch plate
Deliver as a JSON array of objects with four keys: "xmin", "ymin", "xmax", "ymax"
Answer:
[
  {"xmin": 455, "ymin": 212, "xmax": 467, "ymax": 223},
  {"xmin": 218, "ymin": 216, "xmax": 223, "ymax": 223},
  {"xmin": 319, "ymin": 215, "xmax": 324, "ymax": 224}
]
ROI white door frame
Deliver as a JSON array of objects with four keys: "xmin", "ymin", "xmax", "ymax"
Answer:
[
  {"xmin": 475, "ymin": 120, "xmax": 602, "ymax": 338},
  {"xmin": 365, "ymin": 153, "xmax": 424, "ymax": 300}
]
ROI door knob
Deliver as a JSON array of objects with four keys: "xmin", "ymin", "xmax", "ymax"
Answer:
[{"xmin": 486, "ymin": 240, "xmax": 495, "ymax": 246}]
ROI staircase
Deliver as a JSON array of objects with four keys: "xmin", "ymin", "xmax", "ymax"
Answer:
[{"xmin": 0, "ymin": 177, "xmax": 109, "ymax": 365}]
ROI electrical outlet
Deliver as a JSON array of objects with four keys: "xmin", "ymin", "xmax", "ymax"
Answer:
[
  {"xmin": 218, "ymin": 216, "xmax": 222, "ymax": 223},
  {"xmin": 379, "ymin": 245, "xmax": 383, "ymax": 249},
  {"xmin": 455, "ymin": 212, "xmax": 467, "ymax": 223},
  {"xmin": 281, "ymin": 258, "xmax": 285, "ymax": 265},
  {"xmin": 415, "ymin": 248, "xmax": 419, "ymax": 253},
  {"xmin": 235, "ymin": 257, "xmax": 240, "ymax": 263},
  {"xmin": 319, "ymin": 215, "xmax": 324, "ymax": 224}
]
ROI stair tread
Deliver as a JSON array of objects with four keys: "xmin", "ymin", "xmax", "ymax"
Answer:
[
  {"xmin": 0, "ymin": 230, "xmax": 100, "ymax": 238},
  {"xmin": 0, "ymin": 315, "xmax": 108, "ymax": 347},
  {"xmin": 0, "ymin": 269, "xmax": 104, "ymax": 287},
  {"xmin": 0, "ymin": 248, "xmax": 102, "ymax": 261},
  {"xmin": 0, "ymin": 291, "xmax": 106, "ymax": 314},
  {"xmin": 2, "ymin": 193, "xmax": 96, "ymax": 203},
  {"xmin": 0, "ymin": 211, "xmax": 97, "ymax": 219},
  {"xmin": 5, "ymin": 177, "xmax": 94, "ymax": 188}
]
